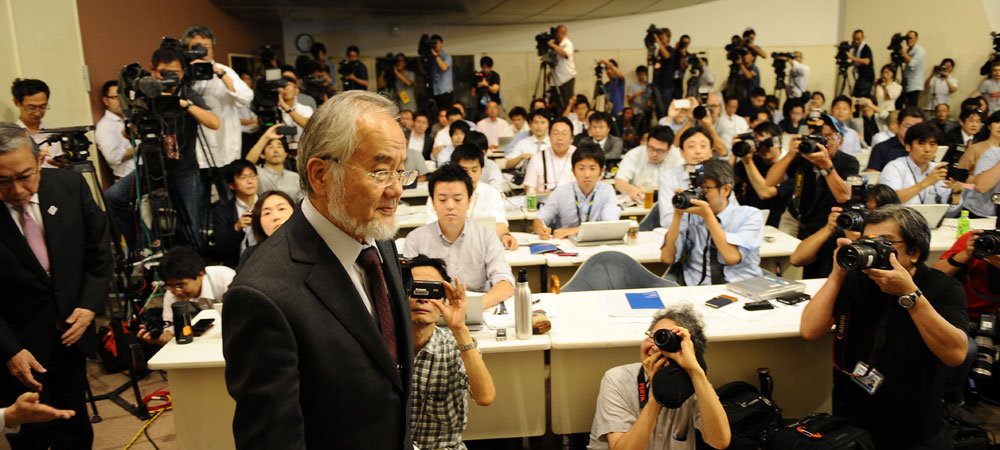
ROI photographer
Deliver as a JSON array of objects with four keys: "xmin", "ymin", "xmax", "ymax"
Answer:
[
  {"xmin": 548, "ymin": 25, "xmax": 577, "ymax": 112},
  {"xmin": 11, "ymin": 78, "xmax": 62, "ymax": 168},
  {"xmin": 339, "ymin": 45, "xmax": 369, "ymax": 91},
  {"xmin": 380, "ymin": 53, "xmax": 415, "ymax": 111},
  {"xmin": 658, "ymin": 126, "xmax": 729, "ymax": 228},
  {"xmin": 765, "ymin": 113, "xmax": 858, "ymax": 244},
  {"xmin": 602, "ymin": 59, "xmax": 626, "ymax": 115},
  {"xmin": 800, "ymin": 204, "xmax": 968, "ymax": 449},
  {"xmin": 733, "ymin": 122, "xmax": 785, "ymax": 227},
  {"xmin": 587, "ymin": 304, "xmax": 730, "ymax": 450},
  {"xmin": 899, "ymin": 31, "xmax": 927, "ymax": 108},
  {"xmin": 150, "ymin": 46, "xmax": 221, "ymax": 250},
  {"xmin": 790, "ymin": 184, "xmax": 900, "ymax": 278},
  {"xmin": 277, "ymin": 75, "xmax": 314, "ymax": 146},
  {"xmin": 243, "ymin": 124, "xmax": 302, "ymax": 202},
  {"xmin": 472, "ymin": 56, "xmax": 501, "ymax": 120},
  {"xmin": 786, "ymin": 51, "xmax": 810, "ymax": 99},
  {"xmin": 735, "ymin": 51, "xmax": 760, "ymax": 105},
  {"xmin": 429, "ymin": 35, "xmax": 455, "ymax": 108},
  {"xmin": 406, "ymin": 256, "xmax": 495, "ymax": 450},
  {"xmin": 846, "ymin": 30, "xmax": 875, "ymax": 97},
  {"xmin": 627, "ymin": 66, "xmax": 650, "ymax": 117},
  {"xmin": 652, "ymin": 28, "xmax": 678, "ymax": 110},
  {"xmin": 977, "ymin": 61, "xmax": 1000, "ymax": 114},
  {"xmin": 874, "ymin": 64, "xmax": 902, "ymax": 114},
  {"xmin": 660, "ymin": 159, "xmax": 764, "ymax": 285},
  {"xmin": 308, "ymin": 42, "xmax": 335, "ymax": 87},
  {"xmin": 183, "ymin": 26, "xmax": 254, "ymax": 176},
  {"xmin": 715, "ymin": 96, "xmax": 750, "ymax": 151},
  {"xmin": 95, "ymin": 80, "xmax": 139, "ymax": 248},
  {"xmin": 924, "ymin": 58, "xmax": 958, "ymax": 112},
  {"xmin": 934, "ymin": 229, "xmax": 1000, "ymax": 319}
]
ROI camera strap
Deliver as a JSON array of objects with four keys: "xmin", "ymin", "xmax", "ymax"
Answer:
[
  {"xmin": 835, "ymin": 300, "xmax": 892, "ymax": 378},
  {"xmin": 637, "ymin": 369, "xmax": 650, "ymax": 409},
  {"xmin": 542, "ymin": 149, "xmax": 549, "ymax": 190}
]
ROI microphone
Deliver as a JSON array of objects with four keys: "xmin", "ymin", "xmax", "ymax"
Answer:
[{"xmin": 136, "ymin": 76, "xmax": 164, "ymax": 98}]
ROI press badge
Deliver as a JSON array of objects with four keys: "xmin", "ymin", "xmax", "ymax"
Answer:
[{"xmin": 851, "ymin": 362, "xmax": 885, "ymax": 395}]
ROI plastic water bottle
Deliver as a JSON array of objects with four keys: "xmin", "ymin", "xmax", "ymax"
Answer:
[
  {"xmin": 515, "ymin": 269, "xmax": 532, "ymax": 340},
  {"xmin": 957, "ymin": 210, "xmax": 970, "ymax": 238},
  {"xmin": 627, "ymin": 216, "xmax": 640, "ymax": 245}
]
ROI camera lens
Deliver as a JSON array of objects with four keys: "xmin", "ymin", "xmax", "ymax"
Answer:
[
  {"xmin": 672, "ymin": 191, "xmax": 695, "ymax": 210},
  {"xmin": 653, "ymin": 329, "xmax": 681, "ymax": 352},
  {"xmin": 973, "ymin": 232, "xmax": 1000, "ymax": 259},
  {"xmin": 732, "ymin": 140, "xmax": 754, "ymax": 158},
  {"xmin": 836, "ymin": 243, "xmax": 878, "ymax": 271},
  {"xmin": 836, "ymin": 211, "xmax": 865, "ymax": 232},
  {"xmin": 973, "ymin": 341, "xmax": 995, "ymax": 379}
]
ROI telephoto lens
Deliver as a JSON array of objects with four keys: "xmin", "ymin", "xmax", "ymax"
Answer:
[
  {"xmin": 653, "ymin": 329, "xmax": 681, "ymax": 352},
  {"xmin": 835, "ymin": 209, "xmax": 866, "ymax": 232},
  {"xmin": 732, "ymin": 134, "xmax": 756, "ymax": 158},
  {"xmin": 835, "ymin": 237, "xmax": 896, "ymax": 271},
  {"xmin": 972, "ymin": 314, "xmax": 997, "ymax": 379}
]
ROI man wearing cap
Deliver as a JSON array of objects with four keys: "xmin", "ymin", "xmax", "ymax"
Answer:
[
  {"xmin": 587, "ymin": 304, "xmax": 730, "ymax": 450},
  {"xmin": 765, "ymin": 113, "xmax": 859, "ymax": 274}
]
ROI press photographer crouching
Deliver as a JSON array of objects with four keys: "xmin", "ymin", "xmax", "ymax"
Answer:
[
  {"xmin": 587, "ymin": 304, "xmax": 730, "ymax": 450},
  {"xmin": 801, "ymin": 204, "xmax": 968, "ymax": 449}
]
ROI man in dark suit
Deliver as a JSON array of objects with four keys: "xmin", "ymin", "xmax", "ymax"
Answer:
[
  {"xmin": 223, "ymin": 91, "xmax": 419, "ymax": 449},
  {"xmin": 209, "ymin": 160, "xmax": 258, "ymax": 269},
  {"xmin": 576, "ymin": 111, "xmax": 624, "ymax": 160},
  {"xmin": 943, "ymin": 107, "xmax": 986, "ymax": 147},
  {"xmin": 0, "ymin": 123, "xmax": 111, "ymax": 449}
]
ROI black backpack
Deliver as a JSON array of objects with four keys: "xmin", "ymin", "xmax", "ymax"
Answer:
[
  {"xmin": 766, "ymin": 413, "xmax": 876, "ymax": 450},
  {"xmin": 716, "ymin": 381, "xmax": 783, "ymax": 450}
]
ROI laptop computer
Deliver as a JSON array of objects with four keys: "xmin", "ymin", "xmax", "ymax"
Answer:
[
  {"xmin": 497, "ymin": 136, "xmax": 513, "ymax": 150},
  {"xmin": 437, "ymin": 293, "xmax": 485, "ymax": 331},
  {"xmin": 568, "ymin": 220, "xmax": 631, "ymax": 246},
  {"xmin": 726, "ymin": 274, "xmax": 806, "ymax": 301},
  {"xmin": 910, "ymin": 204, "xmax": 950, "ymax": 229}
]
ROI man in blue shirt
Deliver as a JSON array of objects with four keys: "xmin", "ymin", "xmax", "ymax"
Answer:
[
  {"xmin": 900, "ymin": 31, "xmax": 926, "ymax": 108},
  {"xmin": 429, "ymin": 35, "xmax": 454, "ymax": 109},
  {"xmin": 965, "ymin": 147, "xmax": 1000, "ymax": 217},
  {"xmin": 533, "ymin": 144, "xmax": 621, "ymax": 239},
  {"xmin": 660, "ymin": 159, "xmax": 764, "ymax": 285}
]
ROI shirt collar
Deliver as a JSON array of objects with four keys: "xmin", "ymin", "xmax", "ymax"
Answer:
[
  {"xmin": 102, "ymin": 110, "xmax": 124, "ymax": 123},
  {"xmin": 235, "ymin": 195, "xmax": 257, "ymax": 211},
  {"xmin": 905, "ymin": 156, "xmax": 933, "ymax": 176},
  {"xmin": 436, "ymin": 218, "xmax": 468, "ymax": 245},
  {"xmin": 716, "ymin": 201, "xmax": 737, "ymax": 221},
  {"xmin": 4, "ymin": 193, "xmax": 39, "ymax": 213},
  {"xmin": 301, "ymin": 197, "xmax": 379, "ymax": 269}
]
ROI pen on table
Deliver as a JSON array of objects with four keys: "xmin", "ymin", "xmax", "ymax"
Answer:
[{"xmin": 495, "ymin": 302, "xmax": 508, "ymax": 315}]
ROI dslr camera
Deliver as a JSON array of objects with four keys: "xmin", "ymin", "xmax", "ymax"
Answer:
[
  {"xmin": 972, "ymin": 313, "xmax": 997, "ymax": 379},
  {"xmin": 652, "ymin": 328, "xmax": 681, "ymax": 352},
  {"xmin": 798, "ymin": 135, "xmax": 828, "ymax": 154},
  {"xmin": 672, "ymin": 164, "xmax": 707, "ymax": 209},
  {"xmin": 644, "ymin": 24, "xmax": 660, "ymax": 50},
  {"xmin": 836, "ymin": 176, "xmax": 869, "ymax": 232},
  {"xmin": 39, "ymin": 126, "xmax": 94, "ymax": 165},
  {"xmin": 973, "ymin": 230, "xmax": 1000, "ymax": 259},
  {"xmin": 417, "ymin": 34, "xmax": 436, "ymax": 60},
  {"xmin": 139, "ymin": 307, "xmax": 166, "ymax": 339},
  {"xmin": 732, "ymin": 132, "xmax": 780, "ymax": 158},
  {"xmin": 160, "ymin": 37, "xmax": 213, "ymax": 81},
  {"xmin": 836, "ymin": 236, "xmax": 897, "ymax": 271}
]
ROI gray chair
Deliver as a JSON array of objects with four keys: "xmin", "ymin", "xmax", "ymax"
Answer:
[
  {"xmin": 562, "ymin": 251, "xmax": 679, "ymax": 292},
  {"xmin": 639, "ymin": 203, "xmax": 660, "ymax": 231}
]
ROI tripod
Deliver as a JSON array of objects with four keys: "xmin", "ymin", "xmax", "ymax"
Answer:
[
  {"xmin": 635, "ymin": 48, "xmax": 665, "ymax": 138},
  {"xmin": 532, "ymin": 58, "xmax": 562, "ymax": 111},
  {"xmin": 416, "ymin": 55, "xmax": 439, "ymax": 120},
  {"xmin": 835, "ymin": 63, "xmax": 854, "ymax": 97}
]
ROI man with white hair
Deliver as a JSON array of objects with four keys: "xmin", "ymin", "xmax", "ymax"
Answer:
[{"xmin": 223, "ymin": 91, "xmax": 418, "ymax": 448}]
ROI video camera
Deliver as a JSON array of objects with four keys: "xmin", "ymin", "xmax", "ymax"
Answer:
[
  {"xmin": 160, "ymin": 37, "xmax": 213, "ymax": 81},
  {"xmin": 644, "ymin": 24, "xmax": 660, "ymax": 50},
  {"xmin": 399, "ymin": 257, "xmax": 446, "ymax": 300},
  {"xmin": 725, "ymin": 35, "xmax": 748, "ymax": 64},
  {"xmin": 992, "ymin": 31, "xmax": 1000, "ymax": 54},
  {"xmin": 672, "ymin": 164, "xmax": 707, "ymax": 209},
  {"xmin": 732, "ymin": 131, "xmax": 780, "ymax": 158},
  {"xmin": 887, "ymin": 33, "xmax": 906, "ymax": 66},
  {"xmin": 836, "ymin": 236, "xmax": 897, "ymax": 271},
  {"xmin": 250, "ymin": 68, "xmax": 288, "ymax": 128},
  {"xmin": 380, "ymin": 52, "xmax": 397, "ymax": 89},
  {"xmin": 836, "ymin": 176, "xmax": 869, "ymax": 232},
  {"xmin": 835, "ymin": 41, "xmax": 852, "ymax": 68},
  {"xmin": 39, "ymin": 126, "xmax": 94, "ymax": 165},
  {"xmin": 118, "ymin": 62, "xmax": 185, "ymax": 142},
  {"xmin": 535, "ymin": 27, "xmax": 558, "ymax": 66}
]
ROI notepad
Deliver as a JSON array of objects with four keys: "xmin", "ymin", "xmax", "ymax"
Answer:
[
  {"xmin": 529, "ymin": 243, "xmax": 560, "ymax": 255},
  {"xmin": 625, "ymin": 291, "xmax": 664, "ymax": 309}
]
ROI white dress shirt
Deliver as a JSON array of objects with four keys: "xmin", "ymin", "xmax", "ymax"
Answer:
[
  {"xmin": 192, "ymin": 63, "xmax": 254, "ymax": 169},
  {"xmin": 301, "ymin": 198, "xmax": 378, "ymax": 317},
  {"xmin": 95, "ymin": 110, "xmax": 134, "ymax": 178},
  {"xmin": 280, "ymin": 102, "xmax": 314, "ymax": 148},
  {"xmin": 162, "ymin": 265, "xmax": 236, "ymax": 322},
  {"xmin": 552, "ymin": 37, "xmax": 576, "ymax": 86},
  {"xmin": 507, "ymin": 136, "xmax": 551, "ymax": 170},
  {"xmin": 880, "ymin": 156, "xmax": 960, "ymax": 214},
  {"xmin": 615, "ymin": 145, "xmax": 684, "ymax": 188},
  {"xmin": 714, "ymin": 113, "xmax": 749, "ymax": 150},
  {"xmin": 0, "ymin": 407, "xmax": 20, "ymax": 434},
  {"xmin": 475, "ymin": 117, "xmax": 513, "ymax": 147},
  {"xmin": 524, "ymin": 146, "xmax": 576, "ymax": 193},
  {"xmin": 426, "ymin": 182, "xmax": 508, "ymax": 226}
]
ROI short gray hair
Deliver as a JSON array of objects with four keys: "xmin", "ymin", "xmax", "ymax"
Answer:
[
  {"xmin": 183, "ymin": 25, "xmax": 216, "ymax": 45},
  {"xmin": 296, "ymin": 91, "xmax": 399, "ymax": 195},
  {"xmin": 0, "ymin": 123, "xmax": 36, "ymax": 155},
  {"xmin": 648, "ymin": 303, "xmax": 707, "ymax": 355},
  {"xmin": 864, "ymin": 204, "xmax": 931, "ymax": 264}
]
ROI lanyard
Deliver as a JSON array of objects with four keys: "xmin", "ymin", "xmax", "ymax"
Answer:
[
  {"xmin": 575, "ymin": 188, "xmax": 597, "ymax": 225},
  {"xmin": 835, "ymin": 298, "xmax": 893, "ymax": 378},
  {"xmin": 906, "ymin": 160, "xmax": 943, "ymax": 204},
  {"xmin": 637, "ymin": 369, "xmax": 650, "ymax": 408}
]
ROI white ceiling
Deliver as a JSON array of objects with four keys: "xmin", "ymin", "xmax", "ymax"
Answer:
[{"xmin": 211, "ymin": 0, "xmax": 712, "ymax": 26}]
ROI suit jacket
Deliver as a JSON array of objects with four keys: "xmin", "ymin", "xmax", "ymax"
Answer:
[
  {"xmin": 0, "ymin": 169, "xmax": 111, "ymax": 367},
  {"xmin": 222, "ymin": 210, "xmax": 414, "ymax": 449},
  {"xmin": 209, "ymin": 198, "xmax": 242, "ymax": 269},
  {"xmin": 404, "ymin": 128, "xmax": 434, "ymax": 161},
  {"xmin": 578, "ymin": 135, "xmax": 625, "ymax": 160}
]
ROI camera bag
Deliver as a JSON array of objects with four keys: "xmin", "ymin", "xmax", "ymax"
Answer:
[
  {"xmin": 716, "ymin": 381, "xmax": 783, "ymax": 449},
  {"xmin": 765, "ymin": 413, "xmax": 875, "ymax": 450}
]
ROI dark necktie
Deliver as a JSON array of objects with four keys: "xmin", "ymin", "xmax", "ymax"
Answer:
[{"xmin": 357, "ymin": 246, "xmax": 398, "ymax": 365}]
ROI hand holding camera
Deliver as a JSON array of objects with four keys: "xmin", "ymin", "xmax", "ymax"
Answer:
[
  {"xmin": 646, "ymin": 327, "xmax": 700, "ymax": 374},
  {"xmin": 863, "ymin": 252, "xmax": 918, "ymax": 297},
  {"xmin": 427, "ymin": 277, "xmax": 469, "ymax": 331},
  {"xmin": 234, "ymin": 210, "xmax": 252, "ymax": 232}
]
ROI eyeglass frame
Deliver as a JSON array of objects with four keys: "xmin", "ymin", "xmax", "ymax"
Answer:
[
  {"xmin": 0, "ymin": 169, "xmax": 39, "ymax": 190},
  {"xmin": 20, "ymin": 104, "xmax": 50, "ymax": 113},
  {"xmin": 322, "ymin": 156, "xmax": 419, "ymax": 188}
]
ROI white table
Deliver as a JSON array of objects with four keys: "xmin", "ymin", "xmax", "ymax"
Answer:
[
  {"xmin": 546, "ymin": 280, "xmax": 833, "ymax": 435},
  {"xmin": 401, "ymin": 181, "xmax": 429, "ymax": 199},
  {"xmin": 148, "ymin": 309, "xmax": 550, "ymax": 448}
]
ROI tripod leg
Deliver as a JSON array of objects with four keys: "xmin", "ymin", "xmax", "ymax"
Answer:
[{"xmin": 83, "ymin": 373, "xmax": 103, "ymax": 423}]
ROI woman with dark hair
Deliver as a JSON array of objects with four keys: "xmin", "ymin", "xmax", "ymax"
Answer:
[{"xmin": 237, "ymin": 190, "xmax": 296, "ymax": 269}]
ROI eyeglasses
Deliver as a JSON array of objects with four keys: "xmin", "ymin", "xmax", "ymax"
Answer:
[
  {"xmin": 236, "ymin": 174, "xmax": 258, "ymax": 180},
  {"xmin": 329, "ymin": 158, "xmax": 418, "ymax": 187},
  {"xmin": 21, "ymin": 104, "xmax": 49, "ymax": 113},
  {"xmin": 104, "ymin": 95, "xmax": 119, "ymax": 100},
  {"xmin": 0, "ymin": 170, "xmax": 38, "ymax": 189}
]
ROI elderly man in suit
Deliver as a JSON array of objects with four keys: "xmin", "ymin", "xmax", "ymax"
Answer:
[
  {"xmin": 0, "ymin": 123, "xmax": 112, "ymax": 449},
  {"xmin": 223, "ymin": 91, "xmax": 419, "ymax": 449}
]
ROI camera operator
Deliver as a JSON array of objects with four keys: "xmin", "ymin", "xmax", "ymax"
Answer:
[
  {"xmin": 151, "ymin": 46, "xmax": 221, "ymax": 250},
  {"xmin": 977, "ymin": 61, "xmax": 1000, "ymax": 114},
  {"xmin": 733, "ymin": 122, "xmax": 785, "ymax": 227},
  {"xmin": 800, "ymin": 204, "xmax": 968, "ymax": 449},
  {"xmin": 601, "ymin": 59, "xmax": 626, "ymax": 115},
  {"xmin": 669, "ymin": 96, "xmax": 729, "ymax": 158},
  {"xmin": 429, "ymin": 35, "xmax": 455, "ymax": 107},
  {"xmin": 339, "ymin": 45, "xmax": 369, "ymax": 91},
  {"xmin": 923, "ymin": 58, "xmax": 958, "ymax": 112},
  {"xmin": 934, "ymin": 229, "xmax": 1000, "ymax": 321},
  {"xmin": 879, "ymin": 123, "xmax": 963, "ymax": 214},
  {"xmin": 547, "ymin": 25, "xmax": 577, "ymax": 113},
  {"xmin": 11, "ymin": 79, "xmax": 62, "ymax": 168},
  {"xmin": 379, "ymin": 53, "xmax": 415, "ymax": 111},
  {"xmin": 846, "ymin": 30, "xmax": 875, "ymax": 97},
  {"xmin": 765, "ymin": 113, "xmax": 858, "ymax": 245},
  {"xmin": 308, "ymin": 42, "xmax": 335, "ymax": 88},
  {"xmin": 587, "ymin": 304, "xmax": 730, "ymax": 450},
  {"xmin": 652, "ymin": 28, "xmax": 678, "ymax": 111},
  {"xmin": 785, "ymin": 51, "xmax": 810, "ymax": 99},
  {"xmin": 627, "ymin": 66, "xmax": 650, "ymax": 118},
  {"xmin": 697, "ymin": 57, "xmax": 716, "ymax": 92},
  {"xmin": 660, "ymin": 159, "xmax": 764, "ymax": 285},
  {"xmin": 899, "ymin": 31, "xmax": 927, "ymax": 109},
  {"xmin": 278, "ymin": 75, "xmax": 314, "ymax": 148},
  {"xmin": 95, "ymin": 80, "xmax": 139, "ymax": 249},
  {"xmin": 471, "ymin": 56, "xmax": 501, "ymax": 120},
  {"xmin": 183, "ymin": 26, "xmax": 255, "ymax": 178}
]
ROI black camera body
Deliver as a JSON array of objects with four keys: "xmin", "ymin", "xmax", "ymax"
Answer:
[
  {"xmin": 672, "ymin": 165, "xmax": 707, "ymax": 210},
  {"xmin": 731, "ymin": 132, "xmax": 757, "ymax": 158},
  {"xmin": 836, "ymin": 176, "xmax": 869, "ymax": 232},
  {"xmin": 887, "ymin": 33, "xmax": 906, "ymax": 65},
  {"xmin": 835, "ymin": 41, "xmax": 852, "ymax": 68},
  {"xmin": 798, "ymin": 135, "xmax": 828, "ymax": 154},
  {"xmin": 644, "ymin": 24, "xmax": 660, "ymax": 50},
  {"xmin": 653, "ymin": 329, "xmax": 681, "ymax": 352},
  {"xmin": 836, "ymin": 236, "xmax": 897, "ymax": 271},
  {"xmin": 535, "ymin": 27, "xmax": 557, "ymax": 55},
  {"xmin": 160, "ymin": 37, "xmax": 213, "ymax": 82},
  {"xmin": 973, "ymin": 230, "xmax": 1000, "ymax": 259},
  {"xmin": 399, "ymin": 257, "xmax": 447, "ymax": 300},
  {"xmin": 417, "ymin": 34, "xmax": 435, "ymax": 60},
  {"xmin": 40, "ymin": 126, "xmax": 94, "ymax": 165},
  {"xmin": 139, "ymin": 307, "xmax": 166, "ymax": 339},
  {"xmin": 250, "ymin": 69, "xmax": 288, "ymax": 128},
  {"xmin": 337, "ymin": 59, "xmax": 353, "ymax": 77}
]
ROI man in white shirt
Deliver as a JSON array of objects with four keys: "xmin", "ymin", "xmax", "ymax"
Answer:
[
  {"xmin": 615, "ymin": 126, "xmax": 683, "ymax": 203},
  {"xmin": 433, "ymin": 106, "xmax": 467, "ymax": 153},
  {"xmin": 524, "ymin": 117, "xmax": 576, "ymax": 193},
  {"xmin": 900, "ymin": 30, "xmax": 926, "ymax": 108},
  {"xmin": 475, "ymin": 101, "xmax": 512, "ymax": 150},
  {"xmin": 830, "ymin": 96, "xmax": 864, "ymax": 153},
  {"xmin": 277, "ymin": 76, "xmax": 314, "ymax": 152},
  {"xmin": 96, "ymin": 80, "xmax": 141, "ymax": 250},
  {"xmin": 715, "ymin": 96, "xmax": 750, "ymax": 148},
  {"xmin": 924, "ymin": 58, "xmax": 958, "ymax": 112},
  {"xmin": 183, "ymin": 26, "xmax": 254, "ymax": 175},
  {"xmin": 506, "ymin": 111, "xmax": 551, "ymax": 170},
  {"xmin": 788, "ymin": 51, "xmax": 810, "ymax": 99},
  {"xmin": 880, "ymin": 123, "xmax": 963, "ymax": 213},
  {"xmin": 11, "ymin": 78, "xmax": 62, "ymax": 168},
  {"xmin": 548, "ymin": 25, "xmax": 576, "ymax": 113}
]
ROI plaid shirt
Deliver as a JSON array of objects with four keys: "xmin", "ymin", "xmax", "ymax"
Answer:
[{"xmin": 409, "ymin": 327, "xmax": 469, "ymax": 450}]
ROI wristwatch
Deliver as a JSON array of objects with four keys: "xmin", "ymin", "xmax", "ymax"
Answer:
[
  {"xmin": 898, "ymin": 289, "xmax": 923, "ymax": 309},
  {"xmin": 457, "ymin": 337, "xmax": 478, "ymax": 352},
  {"xmin": 818, "ymin": 166, "xmax": 834, "ymax": 177}
]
